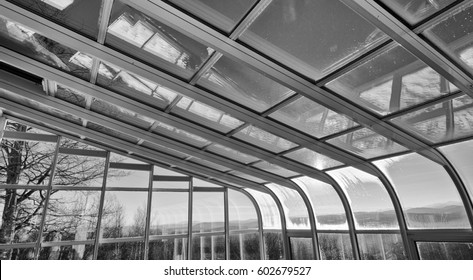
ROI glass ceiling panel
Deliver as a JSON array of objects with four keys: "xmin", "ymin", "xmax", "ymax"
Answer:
[
  {"xmin": 90, "ymin": 98, "xmax": 154, "ymax": 130},
  {"xmin": 8, "ymin": 0, "xmax": 101, "ymax": 39},
  {"xmin": 55, "ymin": 84, "xmax": 87, "ymax": 108},
  {"xmin": 233, "ymin": 125, "xmax": 297, "ymax": 153},
  {"xmin": 171, "ymin": 96, "xmax": 244, "ymax": 133},
  {"xmin": 326, "ymin": 44, "xmax": 456, "ymax": 116},
  {"xmin": 294, "ymin": 177, "xmax": 348, "ymax": 230},
  {"xmin": 284, "ymin": 148, "xmax": 343, "ymax": 170},
  {"xmin": 188, "ymin": 157, "xmax": 231, "ymax": 173},
  {"xmin": 230, "ymin": 171, "xmax": 267, "ymax": 184},
  {"xmin": 327, "ymin": 128, "xmax": 408, "ymax": 159},
  {"xmin": 97, "ymin": 61, "xmax": 178, "ymax": 109},
  {"xmin": 390, "ymin": 94, "xmax": 473, "ymax": 144},
  {"xmin": 0, "ymin": 15, "xmax": 91, "ymax": 81},
  {"xmin": 266, "ymin": 183, "xmax": 310, "ymax": 230},
  {"xmin": 440, "ymin": 140, "xmax": 473, "ymax": 201},
  {"xmin": 141, "ymin": 141, "xmax": 190, "ymax": 159},
  {"xmin": 328, "ymin": 167, "xmax": 399, "ymax": 230},
  {"xmin": 424, "ymin": 2, "xmax": 473, "ymax": 75},
  {"xmin": 375, "ymin": 153, "xmax": 470, "ymax": 229},
  {"xmin": 240, "ymin": 0, "xmax": 387, "ymax": 80},
  {"xmin": 152, "ymin": 120, "xmax": 211, "ymax": 148},
  {"xmin": 245, "ymin": 189, "xmax": 281, "ymax": 230},
  {"xmin": 87, "ymin": 121, "xmax": 140, "ymax": 143},
  {"xmin": 379, "ymin": 0, "xmax": 458, "ymax": 26},
  {"xmin": 269, "ymin": 96, "xmax": 357, "ymax": 138},
  {"xmin": 167, "ymin": 0, "xmax": 258, "ymax": 33},
  {"xmin": 206, "ymin": 143, "xmax": 259, "ymax": 164},
  {"xmin": 106, "ymin": 0, "xmax": 213, "ymax": 79},
  {"xmin": 197, "ymin": 55, "xmax": 295, "ymax": 113},
  {"xmin": 252, "ymin": 161, "xmax": 299, "ymax": 178}
]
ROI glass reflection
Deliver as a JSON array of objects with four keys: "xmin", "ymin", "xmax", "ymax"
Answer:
[
  {"xmin": 150, "ymin": 192, "xmax": 188, "ymax": 235},
  {"xmin": 53, "ymin": 153, "xmax": 106, "ymax": 187},
  {"xmin": 318, "ymin": 233, "xmax": 353, "ymax": 260},
  {"xmin": 358, "ymin": 234, "xmax": 406, "ymax": 260},
  {"xmin": 106, "ymin": 0, "xmax": 212, "ymax": 79},
  {"xmin": 266, "ymin": 183, "xmax": 310, "ymax": 230},
  {"xmin": 375, "ymin": 153, "xmax": 470, "ymax": 229},
  {"xmin": 424, "ymin": 2, "xmax": 473, "ymax": 75},
  {"xmin": 440, "ymin": 140, "xmax": 473, "ymax": 200},
  {"xmin": 192, "ymin": 192, "xmax": 224, "ymax": 233},
  {"xmin": 8, "ymin": 0, "xmax": 102, "ymax": 38},
  {"xmin": 240, "ymin": 0, "xmax": 386, "ymax": 79},
  {"xmin": 270, "ymin": 96, "xmax": 356, "ymax": 137},
  {"xmin": 0, "ymin": 247, "xmax": 35, "ymax": 260},
  {"xmin": 290, "ymin": 238, "xmax": 314, "ymax": 260},
  {"xmin": 379, "ymin": 0, "xmax": 457, "ymax": 25},
  {"xmin": 0, "ymin": 15, "xmax": 91, "ymax": 80},
  {"xmin": 327, "ymin": 44, "xmax": 455, "ymax": 115},
  {"xmin": 294, "ymin": 177, "xmax": 348, "ymax": 230},
  {"xmin": 245, "ymin": 189, "xmax": 282, "ymax": 229},
  {"xmin": 327, "ymin": 128, "xmax": 408, "ymax": 159},
  {"xmin": 234, "ymin": 125, "xmax": 297, "ymax": 153},
  {"xmin": 284, "ymin": 148, "xmax": 342, "ymax": 170},
  {"xmin": 192, "ymin": 235, "xmax": 225, "ymax": 260},
  {"xmin": 417, "ymin": 242, "xmax": 473, "ymax": 260},
  {"xmin": 228, "ymin": 189, "xmax": 258, "ymax": 230},
  {"xmin": 97, "ymin": 241, "xmax": 144, "ymax": 260},
  {"xmin": 198, "ymin": 55, "xmax": 295, "ymax": 113},
  {"xmin": 42, "ymin": 191, "xmax": 100, "ymax": 242},
  {"xmin": 39, "ymin": 244, "xmax": 94, "ymax": 260},
  {"xmin": 328, "ymin": 167, "xmax": 399, "ymax": 229},
  {"xmin": 229, "ymin": 233, "xmax": 260, "ymax": 260},
  {"xmin": 148, "ymin": 238, "xmax": 188, "ymax": 260}
]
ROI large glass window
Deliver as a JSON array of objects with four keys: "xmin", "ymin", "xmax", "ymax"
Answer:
[
  {"xmin": 318, "ymin": 233, "xmax": 353, "ymax": 260},
  {"xmin": 357, "ymin": 234, "xmax": 406, "ymax": 260},
  {"xmin": 39, "ymin": 244, "xmax": 94, "ymax": 260},
  {"xmin": 192, "ymin": 192, "xmax": 224, "ymax": 233},
  {"xmin": 97, "ymin": 241, "xmax": 145, "ymax": 260},
  {"xmin": 440, "ymin": 140, "xmax": 473, "ymax": 200},
  {"xmin": 294, "ymin": 177, "xmax": 348, "ymax": 230},
  {"xmin": 191, "ymin": 235, "xmax": 225, "ymax": 260},
  {"xmin": 229, "ymin": 233, "xmax": 260, "ymax": 260},
  {"xmin": 148, "ymin": 238, "xmax": 188, "ymax": 260},
  {"xmin": 245, "ymin": 189, "xmax": 282, "ymax": 230},
  {"xmin": 328, "ymin": 167, "xmax": 399, "ymax": 229},
  {"xmin": 375, "ymin": 153, "xmax": 470, "ymax": 229},
  {"xmin": 266, "ymin": 184, "xmax": 310, "ymax": 230},
  {"xmin": 150, "ymin": 192, "xmax": 188, "ymax": 236},
  {"xmin": 417, "ymin": 242, "xmax": 473, "ymax": 260},
  {"xmin": 228, "ymin": 189, "xmax": 258, "ymax": 231}
]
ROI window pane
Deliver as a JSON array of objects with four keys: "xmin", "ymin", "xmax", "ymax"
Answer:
[
  {"xmin": 246, "ymin": 189, "xmax": 282, "ymax": 230},
  {"xmin": 327, "ymin": 44, "xmax": 455, "ymax": 115},
  {"xmin": 101, "ymin": 191, "xmax": 148, "ymax": 238},
  {"xmin": 424, "ymin": 2, "xmax": 473, "ymax": 75},
  {"xmin": 8, "ymin": 0, "xmax": 101, "ymax": 38},
  {"xmin": 148, "ymin": 238, "xmax": 188, "ymax": 260},
  {"xmin": 53, "ymin": 153, "xmax": 106, "ymax": 187},
  {"xmin": 0, "ymin": 15, "xmax": 91, "ymax": 80},
  {"xmin": 43, "ymin": 191, "xmax": 100, "ymax": 242},
  {"xmin": 0, "ymin": 189, "xmax": 45, "ymax": 244},
  {"xmin": 97, "ymin": 61, "xmax": 178, "ymax": 110},
  {"xmin": 327, "ymin": 128, "xmax": 408, "ymax": 159},
  {"xmin": 290, "ymin": 238, "xmax": 314, "ymax": 260},
  {"xmin": 39, "ymin": 244, "xmax": 94, "ymax": 260},
  {"xmin": 0, "ymin": 247, "xmax": 35, "ymax": 260},
  {"xmin": 152, "ymin": 180, "xmax": 189, "ymax": 189},
  {"xmin": 318, "ymin": 233, "xmax": 353, "ymax": 260},
  {"xmin": 229, "ymin": 189, "xmax": 258, "ymax": 231},
  {"xmin": 375, "ymin": 153, "xmax": 470, "ymax": 229},
  {"xmin": 150, "ymin": 192, "xmax": 188, "ymax": 235},
  {"xmin": 168, "ymin": 0, "xmax": 258, "ymax": 33},
  {"xmin": 417, "ymin": 242, "xmax": 473, "ymax": 260},
  {"xmin": 264, "ymin": 232, "xmax": 284, "ymax": 260},
  {"xmin": 270, "ymin": 97, "xmax": 357, "ymax": 137},
  {"xmin": 234, "ymin": 125, "xmax": 297, "ymax": 153},
  {"xmin": 55, "ymin": 84, "xmax": 87, "ymax": 108},
  {"xmin": 379, "ymin": 0, "xmax": 458, "ymax": 25},
  {"xmin": 284, "ymin": 148, "xmax": 342, "ymax": 170},
  {"xmin": 229, "ymin": 233, "xmax": 261, "ymax": 260},
  {"xmin": 294, "ymin": 177, "xmax": 348, "ymax": 230},
  {"xmin": 391, "ymin": 95, "xmax": 473, "ymax": 143},
  {"xmin": 266, "ymin": 183, "xmax": 310, "ymax": 230},
  {"xmin": 240, "ymin": 0, "xmax": 386, "ymax": 80},
  {"xmin": 328, "ymin": 167, "xmax": 399, "ymax": 229},
  {"xmin": 440, "ymin": 140, "xmax": 473, "ymax": 200},
  {"xmin": 172, "ymin": 96, "xmax": 244, "ymax": 133},
  {"xmin": 192, "ymin": 192, "xmax": 224, "ymax": 233},
  {"xmin": 358, "ymin": 234, "xmax": 406, "ymax": 260},
  {"xmin": 106, "ymin": 169, "xmax": 150, "ymax": 189},
  {"xmin": 97, "ymin": 241, "xmax": 145, "ymax": 260},
  {"xmin": 192, "ymin": 235, "xmax": 225, "ymax": 260},
  {"xmin": 198, "ymin": 55, "xmax": 295, "ymax": 113},
  {"xmin": 106, "ymin": 0, "xmax": 212, "ymax": 79}
]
